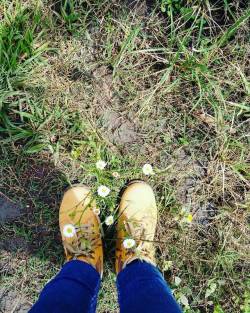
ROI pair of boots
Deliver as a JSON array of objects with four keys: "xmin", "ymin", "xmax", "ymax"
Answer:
[{"xmin": 60, "ymin": 181, "xmax": 157, "ymax": 276}]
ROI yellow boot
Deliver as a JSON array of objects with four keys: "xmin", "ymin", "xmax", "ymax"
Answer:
[
  {"xmin": 115, "ymin": 181, "xmax": 158, "ymax": 273},
  {"xmin": 59, "ymin": 185, "xmax": 103, "ymax": 276}
]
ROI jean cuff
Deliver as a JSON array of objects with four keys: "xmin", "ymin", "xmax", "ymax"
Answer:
[
  {"xmin": 117, "ymin": 260, "xmax": 164, "ymax": 287},
  {"xmin": 49, "ymin": 260, "xmax": 100, "ymax": 294}
]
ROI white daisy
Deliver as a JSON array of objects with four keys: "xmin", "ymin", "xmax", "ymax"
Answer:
[
  {"xmin": 97, "ymin": 185, "xmax": 110, "ymax": 197},
  {"xmin": 105, "ymin": 215, "xmax": 114, "ymax": 226},
  {"xmin": 96, "ymin": 160, "xmax": 107, "ymax": 170},
  {"xmin": 142, "ymin": 163, "xmax": 154, "ymax": 176},
  {"xmin": 63, "ymin": 224, "xmax": 76, "ymax": 238},
  {"xmin": 93, "ymin": 208, "xmax": 100, "ymax": 216},
  {"xmin": 112, "ymin": 171, "xmax": 120, "ymax": 178},
  {"xmin": 123, "ymin": 238, "xmax": 136, "ymax": 249}
]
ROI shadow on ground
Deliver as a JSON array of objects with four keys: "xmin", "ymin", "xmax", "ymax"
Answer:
[{"xmin": 0, "ymin": 148, "xmax": 68, "ymax": 312}]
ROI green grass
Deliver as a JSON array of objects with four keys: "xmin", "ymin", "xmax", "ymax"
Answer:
[
  {"xmin": 0, "ymin": 0, "xmax": 249, "ymax": 312},
  {"xmin": 0, "ymin": 1, "xmax": 49, "ymax": 148}
]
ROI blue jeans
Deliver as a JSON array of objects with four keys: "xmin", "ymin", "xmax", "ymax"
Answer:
[{"xmin": 30, "ymin": 260, "xmax": 182, "ymax": 313}]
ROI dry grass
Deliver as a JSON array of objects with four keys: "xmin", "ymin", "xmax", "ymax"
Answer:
[{"xmin": 0, "ymin": 0, "xmax": 249, "ymax": 312}]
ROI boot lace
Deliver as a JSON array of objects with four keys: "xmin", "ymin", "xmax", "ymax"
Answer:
[{"xmin": 63, "ymin": 222, "xmax": 100, "ymax": 260}]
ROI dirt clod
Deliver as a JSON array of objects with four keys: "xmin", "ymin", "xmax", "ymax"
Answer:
[
  {"xmin": 0, "ymin": 195, "xmax": 23, "ymax": 224},
  {"xmin": 101, "ymin": 110, "xmax": 139, "ymax": 146},
  {"xmin": 0, "ymin": 289, "xmax": 31, "ymax": 313}
]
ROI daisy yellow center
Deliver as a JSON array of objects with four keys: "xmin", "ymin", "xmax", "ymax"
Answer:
[
  {"xmin": 187, "ymin": 214, "xmax": 193, "ymax": 222},
  {"xmin": 66, "ymin": 228, "xmax": 73, "ymax": 234}
]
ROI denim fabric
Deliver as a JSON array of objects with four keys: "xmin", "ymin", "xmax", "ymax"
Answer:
[
  {"xmin": 30, "ymin": 260, "xmax": 182, "ymax": 313},
  {"xmin": 117, "ymin": 261, "xmax": 182, "ymax": 313},
  {"xmin": 29, "ymin": 260, "xmax": 100, "ymax": 313}
]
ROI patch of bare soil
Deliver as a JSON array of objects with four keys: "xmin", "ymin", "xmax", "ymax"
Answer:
[
  {"xmin": 0, "ymin": 236, "xmax": 30, "ymax": 253},
  {"xmin": 92, "ymin": 66, "xmax": 141, "ymax": 149},
  {"xmin": 0, "ymin": 289, "xmax": 31, "ymax": 313},
  {"xmin": 101, "ymin": 109, "xmax": 139, "ymax": 146},
  {"xmin": 171, "ymin": 148, "xmax": 217, "ymax": 224},
  {"xmin": 0, "ymin": 194, "xmax": 24, "ymax": 224}
]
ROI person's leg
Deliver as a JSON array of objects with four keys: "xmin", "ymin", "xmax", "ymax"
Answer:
[
  {"xmin": 30, "ymin": 185, "xmax": 103, "ymax": 313},
  {"xmin": 117, "ymin": 260, "xmax": 182, "ymax": 313},
  {"xmin": 30, "ymin": 260, "xmax": 100, "ymax": 313},
  {"xmin": 115, "ymin": 181, "xmax": 182, "ymax": 313}
]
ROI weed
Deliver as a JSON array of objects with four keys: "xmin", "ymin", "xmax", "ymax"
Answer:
[{"xmin": 0, "ymin": 1, "xmax": 48, "ymax": 145}]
